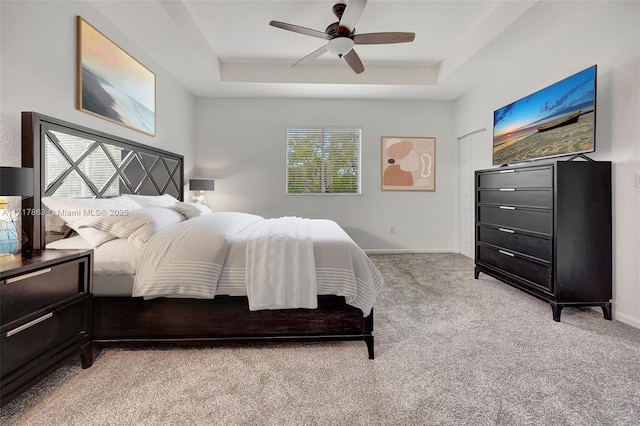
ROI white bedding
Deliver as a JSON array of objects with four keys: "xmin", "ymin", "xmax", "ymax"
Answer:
[
  {"xmin": 47, "ymin": 235, "xmax": 141, "ymax": 275},
  {"xmin": 48, "ymin": 212, "xmax": 384, "ymax": 314},
  {"xmin": 245, "ymin": 217, "xmax": 317, "ymax": 311},
  {"xmin": 133, "ymin": 212, "xmax": 261, "ymax": 299},
  {"xmin": 133, "ymin": 212, "xmax": 383, "ymax": 314}
]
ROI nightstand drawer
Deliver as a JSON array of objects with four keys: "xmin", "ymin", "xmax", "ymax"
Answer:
[
  {"xmin": 0, "ymin": 297, "xmax": 89, "ymax": 378},
  {"xmin": 1, "ymin": 258, "xmax": 87, "ymax": 325}
]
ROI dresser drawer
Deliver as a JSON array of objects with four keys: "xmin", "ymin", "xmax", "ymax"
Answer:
[
  {"xmin": 1, "ymin": 258, "xmax": 87, "ymax": 325},
  {"xmin": 478, "ymin": 206, "xmax": 552, "ymax": 234},
  {"xmin": 477, "ymin": 246, "xmax": 551, "ymax": 292},
  {"xmin": 477, "ymin": 167, "xmax": 552, "ymax": 189},
  {"xmin": 1, "ymin": 297, "xmax": 89, "ymax": 378},
  {"xmin": 477, "ymin": 189, "xmax": 552, "ymax": 209},
  {"xmin": 477, "ymin": 226, "xmax": 551, "ymax": 261}
]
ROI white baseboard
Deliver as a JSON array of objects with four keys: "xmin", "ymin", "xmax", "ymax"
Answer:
[
  {"xmin": 364, "ymin": 249, "xmax": 460, "ymax": 254},
  {"xmin": 612, "ymin": 311, "xmax": 640, "ymax": 329}
]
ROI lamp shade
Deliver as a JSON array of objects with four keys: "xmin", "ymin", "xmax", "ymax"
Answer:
[
  {"xmin": 0, "ymin": 167, "xmax": 34, "ymax": 197},
  {"xmin": 189, "ymin": 179, "xmax": 214, "ymax": 191}
]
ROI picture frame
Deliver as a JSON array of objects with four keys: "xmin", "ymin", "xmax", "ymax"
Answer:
[
  {"xmin": 381, "ymin": 136, "xmax": 436, "ymax": 191},
  {"xmin": 77, "ymin": 16, "xmax": 156, "ymax": 136}
]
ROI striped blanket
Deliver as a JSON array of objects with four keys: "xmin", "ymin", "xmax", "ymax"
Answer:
[{"xmin": 133, "ymin": 212, "xmax": 384, "ymax": 315}]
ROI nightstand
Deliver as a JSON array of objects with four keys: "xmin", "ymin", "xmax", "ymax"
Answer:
[{"xmin": 0, "ymin": 249, "xmax": 93, "ymax": 406}]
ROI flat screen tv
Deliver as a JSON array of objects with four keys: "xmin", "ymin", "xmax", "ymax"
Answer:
[{"xmin": 492, "ymin": 65, "xmax": 596, "ymax": 166}]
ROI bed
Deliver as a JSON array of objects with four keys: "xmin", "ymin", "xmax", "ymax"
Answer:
[{"xmin": 21, "ymin": 112, "xmax": 382, "ymax": 359}]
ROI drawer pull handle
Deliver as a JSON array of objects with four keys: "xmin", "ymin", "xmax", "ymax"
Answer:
[
  {"xmin": 498, "ymin": 250, "xmax": 515, "ymax": 257},
  {"xmin": 499, "ymin": 170, "xmax": 515, "ymax": 174},
  {"xmin": 498, "ymin": 228, "xmax": 515, "ymax": 234},
  {"xmin": 6, "ymin": 313, "xmax": 53, "ymax": 337},
  {"xmin": 499, "ymin": 188, "xmax": 515, "ymax": 192},
  {"xmin": 6, "ymin": 268, "xmax": 52, "ymax": 284},
  {"xmin": 499, "ymin": 206, "xmax": 516, "ymax": 210}
]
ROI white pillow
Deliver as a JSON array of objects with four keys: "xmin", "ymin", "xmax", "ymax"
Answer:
[
  {"xmin": 79, "ymin": 206, "xmax": 185, "ymax": 249},
  {"xmin": 47, "ymin": 235, "xmax": 92, "ymax": 250},
  {"xmin": 173, "ymin": 201, "xmax": 213, "ymax": 219},
  {"xmin": 41, "ymin": 196, "xmax": 142, "ymax": 247},
  {"xmin": 78, "ymin": 211, "xmax": 150, "ymax": 240},
  {"xmin": 121, "ymin": 194, "xmax": 177, "ymax": 208},
  {"xmin": 127, "ymin": 207, "xmax": 185, "ymax": 248},
  {"xmin": 45, "ymin": 214, "xmax": 69, "ymax": 234}
]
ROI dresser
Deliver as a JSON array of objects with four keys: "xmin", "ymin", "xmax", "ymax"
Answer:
[
  {"xmin": 474, "ymin": 161, "xmax": 612, "ymax": 321},
  {"xmin": 0, "ymin": 249, "xmax": 93, "ymax": 406}
]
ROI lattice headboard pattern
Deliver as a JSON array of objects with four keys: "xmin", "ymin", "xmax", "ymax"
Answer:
[{"xmin": 21, "ymin": 111, "xmax": 184, "ymax": 250}]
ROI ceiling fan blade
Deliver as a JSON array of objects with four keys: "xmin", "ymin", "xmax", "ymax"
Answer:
[
  {"xmin": 338, "ymin": 0, "xmax": 367, "ymax": 34},
  {"xmin": 353, "ymin": 32, "xmax": 415, "ymax": 45},
  {"xmin": 269, "ymin": 21, "xmax": 331, "ymax": 40},
  {"xmin": 344, "ymin": 49, "xmax": 365, "ymax": 74},
  {"xmin": 292, "ymin": 45, "xmax": 329, "ymax": 67}
]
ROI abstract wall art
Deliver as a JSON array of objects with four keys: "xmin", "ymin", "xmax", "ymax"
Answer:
[
  {"xmin": 77, "ymin": 17, "xmax": 156, "ymax": 136},
  {"xmin": 381, "ymin": 136, "xmax": 436, "ymax": 191}
]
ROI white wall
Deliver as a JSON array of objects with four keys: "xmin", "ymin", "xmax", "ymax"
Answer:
[
  {"xmin": 0, "ymin": 0, "xmax": 196, "ymax": 176},
  {"xmin": 453, "ymin": 1, "xmax": 640, "ymax": 326},
  {"xmin": 195, "ymin": 98, "xmax": 456, "ymax": 252}
]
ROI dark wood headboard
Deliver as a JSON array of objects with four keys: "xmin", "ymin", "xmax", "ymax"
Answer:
[{"xmin": 21, "ymin": 111, "xmax": 184, "ymax": 252}]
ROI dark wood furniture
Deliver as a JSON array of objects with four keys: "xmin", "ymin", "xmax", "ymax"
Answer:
[
  {"xmin": 474, "ymin": 161, "xmax": 612, "ymax": 321},
  {"xmin": 21, "ymin": 111, "xmax": 375, "ymax": 359},
  {"xmin": 0, "ymin": 249, "xmax": 93, "ymax": 406},
  {"xmin": 93, "ymin": 296, "xmax": 373, "ymax": 358}
]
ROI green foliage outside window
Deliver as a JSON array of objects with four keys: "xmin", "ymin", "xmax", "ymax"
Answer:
[{"xmin": 286, "ymin": 128, "xmax": 361, "ymax": 195}]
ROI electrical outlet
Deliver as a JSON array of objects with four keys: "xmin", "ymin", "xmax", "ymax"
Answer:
[{"xmin": 636, "ymin": 172, "xmax": 640, "ymax": 188}]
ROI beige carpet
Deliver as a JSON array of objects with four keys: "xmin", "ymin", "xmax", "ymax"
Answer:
[{"xmin": 1, "ymin": 253, "xmax": 639, "ymax": 425}]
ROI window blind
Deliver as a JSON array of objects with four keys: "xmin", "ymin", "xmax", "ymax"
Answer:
[{"xmin": 286, "ymin": 128, "xmax": 361, "ymax": 195}]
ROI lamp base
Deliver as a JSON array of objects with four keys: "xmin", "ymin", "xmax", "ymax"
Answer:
[
  {"xmin": 192, "ymin": 191, "xmax": 207, "ymax": 206},
  {"xmin": 0, "ymin": 217, "xmax": 20, "ymax": 256}
]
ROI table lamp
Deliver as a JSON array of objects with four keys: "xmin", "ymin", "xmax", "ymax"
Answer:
[
  {"xmin": 0, "ymin": 167, "xmax": 34, "ymax": 256},
  {"xmin": 189, "ymin": 179, "xmax": 214, "ymax": 205}
]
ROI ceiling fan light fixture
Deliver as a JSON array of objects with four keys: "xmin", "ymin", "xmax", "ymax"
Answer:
[
  {"xmin": 270, "ymin": 0, "xmax": 414, "ymax": 74},
  {"xmin": 327, "ymin": 37, "xmax": 355, "ymax": 57}
]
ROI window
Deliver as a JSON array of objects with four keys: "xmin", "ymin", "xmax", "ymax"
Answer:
[{"xmin": 286, "ymin": 128, "xmax": 361, "ymax": 195}]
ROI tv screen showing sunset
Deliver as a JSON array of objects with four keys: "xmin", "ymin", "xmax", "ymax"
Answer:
[{"xmin": 493, "ymin": 65, "xmax": 596, "ymax": 165}]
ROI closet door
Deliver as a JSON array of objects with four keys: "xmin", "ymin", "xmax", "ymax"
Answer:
[{"xmin": 458, "ymin": 129, "xmax": 490, "ymax": 259}]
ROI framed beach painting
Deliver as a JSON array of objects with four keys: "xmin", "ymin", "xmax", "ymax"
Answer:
[
  {"xmin": 381, "ymin": 136, "xmax": 436, "ymax": 191},
  {"xmin": 77, "ymin": 17, "xmax": 156, "ymax": 136}
]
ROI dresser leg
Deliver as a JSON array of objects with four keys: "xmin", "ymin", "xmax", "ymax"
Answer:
[
  {"xmin": 474, "ymin": 268, "xmax": 480, "ymax": 279},
  {"xmin": 550, "ymin": 303, "xmax": 562, "ymax": 322},
  {"xmin": 365, "ymin": 335, "xmax": 374, "ymax": 360},
  {"xmin": 602, "ymin": 303, "xmax": 612, "ymax": 320},
  {"xmin": 79, "ymin": 343, "xmax": 93, "ymax": 369}
]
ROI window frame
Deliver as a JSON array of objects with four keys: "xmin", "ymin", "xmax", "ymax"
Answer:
[{"xmin": 285, "ymin": 127, "xmax": 362, "ymax": 196}]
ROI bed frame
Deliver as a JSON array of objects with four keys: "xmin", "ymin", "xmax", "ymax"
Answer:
[{"xmin": 21, "ymin": 112, "xmax": 374, "ymax": 359}]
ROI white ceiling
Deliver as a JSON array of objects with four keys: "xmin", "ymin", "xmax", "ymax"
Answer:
[{"xmin": 88, "ymin": 0, "xmax": 539, "ymax": 100}]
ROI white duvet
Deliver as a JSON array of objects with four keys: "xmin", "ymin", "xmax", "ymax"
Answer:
[{"xmin": 132, "ymin": 212, "xmax": 383, "ymax": 315}]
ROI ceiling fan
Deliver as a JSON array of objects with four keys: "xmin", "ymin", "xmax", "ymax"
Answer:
[{"xmin": 269, "ymin": 0, "xmax": 415, "ymax": 74}]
